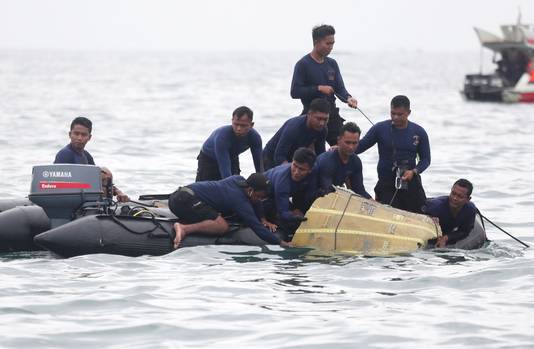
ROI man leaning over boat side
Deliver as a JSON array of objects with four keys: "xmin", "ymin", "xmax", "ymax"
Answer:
[
  {"xmin": 196, "ymin": 106, "xmax": 263, "ymax": 182},
  {"xmin": 169, "ymin": 173, "xmax": 291, "ymax": 248},
  {"xmin": 53, "ymin": 116, "xmax": 129, "ymax": 202},
  {"xmin": 290, "ymin": 24, "xmax": 358, "ymax": 146},
  {"xmin": 262, "ymin": 98, "xmax": 329, "ymax": 170},
  {"xmin": 356, "ymin": 95, "xmax": 430, "ymax": 213},
  {"xmin": 262, "ymin": 147, "xmax": 317, "ymax": 240},
  {"xmin": 314, "ymin": 122, "xmax": 371, "ymax": 199},
  {"xmin": 422, "ymin": 179, "xmax": 477, "ymax": 248}
]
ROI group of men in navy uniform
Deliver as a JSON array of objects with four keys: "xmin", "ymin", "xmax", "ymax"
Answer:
[{"xmin": 53, "ymin": 24, "xmax": 477, "ymax": 250}]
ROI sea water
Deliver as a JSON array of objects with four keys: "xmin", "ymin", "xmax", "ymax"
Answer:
[{"xmin": 0, "ymin": 50, "xmax": 533, "ymax": 348}]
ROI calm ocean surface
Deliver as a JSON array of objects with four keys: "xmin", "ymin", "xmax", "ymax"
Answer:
[{"xmin": 0, "ymin": 50, "xmax": 533, "ymax": 348}]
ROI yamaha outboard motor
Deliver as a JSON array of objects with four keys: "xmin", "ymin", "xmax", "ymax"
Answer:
[{"xmin": 29, "ymin": 164, "xmax": 104, "ymax": 228}]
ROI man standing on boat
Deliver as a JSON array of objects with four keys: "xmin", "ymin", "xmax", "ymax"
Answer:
[
  {"xmin": 314, "ymin": 122, "xmax": 371, "ymax": 199},
  {"xmin": 262, "ymin": 98, "xmax": 329, "ymax": 170},
  {"xmin": 169, "ymin": 173, "xmax": 291, "ymax": 248},
  {"xmin": 356, "ymin": 95, "xmax": 430, "ymax": 213},
  {"xmin": 196, "ymin": 106, "xmax": 263, "ymax": 182},
  {"xmin": 262, "ymin": 148, "xmax": 317, "ymax": 239},
  {"xmin": 290, "ymin": 24, "xmax": 358, "ymax": 146},
  {"xmin": 54, "ymin": 116, "xmax": 129, "ymax": 202},
  {"xmin": 423, "ymin": 179, "xmax": 477, "ymax": 248}
]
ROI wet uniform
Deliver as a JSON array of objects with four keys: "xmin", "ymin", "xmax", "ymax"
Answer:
[
  {"xmin": 263, "ymin": 163, "xmax": 315, "ymax": 234},
  {"xmin": 168, "ymin": 176, "xmax": 280, "ymax": 244},
  {"xmin": 422, "ymin": 196, "xmax": 477, "ymax": 244},
  {"xmin": 357, "ymin": 120, "xmax": 430, "ymax": 213},
  {"xmin": 290, "ymin": 54, "xmax": 352, "ymax": 146},
  {"xmin": 54, "ymin": 144, "xmax": 95, "ymax": 165},
  {"xmin": 196, "ymin": 126, "xmax": 262, "ymax": 182},
  {"xmin": 315, "ymin": 149, "xmax": 371, "ymax": 199},
  {"xmin": 262, "ymin": 115, "xmax": 326, "ymax": 170}
]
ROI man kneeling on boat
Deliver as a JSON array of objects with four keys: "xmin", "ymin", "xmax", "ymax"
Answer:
[
  {"xmin": 262, "ymin": 147, "xmax": 317, "ymax": 239},
  {"xmin": 422, "ymin": 179, "xmax": 477, "ymax": 248},
  {"xmin": 195, "ymin": 106, "xmax": 263, "ymax": 182},
  {"xmin": 169, "ymin": 173, "xmax": 292, "ymax": 248},
  {"xmin": 262, "ymin": 98, "xmax": 329, "ymax": 170},
  {"xmin": 314, "ymin": 122, "xmax": 371, "ymax": 199}
]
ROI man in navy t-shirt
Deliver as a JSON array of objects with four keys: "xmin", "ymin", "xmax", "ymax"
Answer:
[
  {"xmin": 196, "ymin": 106, "xmax": 263, "ymax": 182},
  {"xmin": 54, "ymin": 116, "xmax": 129, "ymax": 202},
  {"xmin": 357, "ymin": 95, "xmax": 430, "ymax": 213},
  {"xmin": 54, "ymin": 116, "xmax": 95, "ymax": 165},
  {"xmin": 290, "ymin": 24, "xmax": 358, "ymax": 146},
  {"xmin": 315, "ymin": 122, "xmax": 371, "ymax": 199},
  {"xmin": 263, "ymin": 98, "xmax": 328, "ymax": 170},
  {"xmin": 422, "ymin": 179, "xmax": 477, "ymax": 247},
  {"xmin": 263, "ymin": 148, "xmax": 317, "ymax": 238},
  {"xmin": 168, "ymin": 173, "xmax": 291, "ymax": 248}
]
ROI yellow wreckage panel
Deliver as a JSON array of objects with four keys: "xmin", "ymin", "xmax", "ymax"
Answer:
[{"xmin": 292, "ymin": 188, "xmax": 442, "ymax": 256}]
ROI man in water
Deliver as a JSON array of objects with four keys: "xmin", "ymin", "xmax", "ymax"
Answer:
[
  {"xmin": 54, "ymin": 116, "xmax": 129, "ymax": 202},
  {"xmin": 262, "ymin": 98, "xmax": 329, "ymax": 170},
  {"xmin": 356, "ymin": 95, "xmax": 430, "ymax": 213},
  {"xmin": 169, "ymin": 173, "xmax": 291, "ymax": 248},
  {"xmin": 290, "ymin": 24, "xmax": 358, "ymax": 146},
  {"xmin": 196, "ymin": 106, "xmax": 263, "ymax": 182},
  {"xmin": 314, "ymin": 122, "xmax": 371, "ymax": 198},
  {"xmin": 423, "ymin": 179, "xmax": 477, "ymax": 247},
  {"xmin": 263, "ymin": 147, "xmax": 317, "ymax": 237}
]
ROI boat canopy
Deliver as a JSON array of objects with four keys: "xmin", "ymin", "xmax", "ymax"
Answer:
[{"xmin": 474, "ymin": 24, "xmax": 534, "ymax": 54}]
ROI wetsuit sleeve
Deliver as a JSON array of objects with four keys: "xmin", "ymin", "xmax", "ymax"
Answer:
[
  {"xmin": 415, "ymin": 128, "xmax": 431, "ymax": 174},
  {"xmin": 236, "ymin": 201, "xmax": 281, "ymax": 244},
  {"xmin": 303, "ymin": 170, "xmax": 320, "ymax": 210},
  {"xmin": 274, "ymin": 185, "xmax": 297, "ymax": 222},
  {"xmin": 290, "ymin": 60, "xmax": 319, "ymax": 100},
  {"xmin": 250, "ymin": 131, "xmax": 263, "ymax": 172},
  {"xmin": 421, "ymin": 199, "xmax": 439, "ymax": 216},
  {"xmin": 213, "ymin": 131, "xmax": 233, "ymax": 178},
  {"xmin": 314, "ymin": 130, "xmax": 327, "ymax": 155},
  {"xmin": 54, "ymin": 149, "xmax": 73, "ymax": 164},
  {"xmin": 350, "ymin": 157, "xmax": 371, "ymax": 199},
  {"xmin": 273, "ymin": 123, "xmax": 298, "ymax": 165},
  {"xmin": 356, "ymin": 124, "xmax": 378, "ymax": 155},
  {"xmin": 317, "ymin": 159, "xmax": 335, "ymax": 194},
  {"xmin": 446, "ymin": 207, "xmax": 476, "ymax": 244},
  {"xmin": 333, "ymin": 60, "xmax": 350, "ymax": 102}
]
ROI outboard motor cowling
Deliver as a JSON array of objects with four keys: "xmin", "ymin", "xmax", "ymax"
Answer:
[{"xmin": 29, "ymin": 164, "xmax": 103, "ymax": 228}]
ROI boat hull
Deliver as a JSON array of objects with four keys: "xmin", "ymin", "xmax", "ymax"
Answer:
[
  {"xmin": 0, "ymin": 199, "xmax": 172, "ymax": 253},
  {"xmin": 0, "ymin": 198, "xmax": 33, "ymax": 213},
  {"xmin": 0, "ymin": 206, "xmax": 50, "ymax": 252},
  {"xmin": 33, "ymin": 215, "xmax": 270, "ymax": 258},
  {"xmin": 462, "ymin": 73, "xmax": 534, "ymax": 103}
]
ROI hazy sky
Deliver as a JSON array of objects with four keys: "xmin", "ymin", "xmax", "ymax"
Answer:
[{"xmin": 1, "ymin": 0, "xmax": 533, "ymax": 52}]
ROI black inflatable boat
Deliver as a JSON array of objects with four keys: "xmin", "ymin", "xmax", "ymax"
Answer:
[
  {"xmin": 1, "ymin": 164, "xmax": 488, "ymax": 258},
  {"xmin": 446, "ymin": 213, "xmax": 488, "ymax": 250},
  {"xmin": 33, "ymin": 215, "xmax": 269, "ymax": 258},
  {"xmin": 0, "ymin": 205, "xmax": 50, "ymax": 252},
  {"xmin": 1, "ymin": 164, "xmax": 272, "ymax": 256}
]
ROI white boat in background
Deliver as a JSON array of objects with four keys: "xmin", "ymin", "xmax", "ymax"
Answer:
[{"xmin": 462, "ymin": 13, "xmax": 534, "ymax": 102}]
